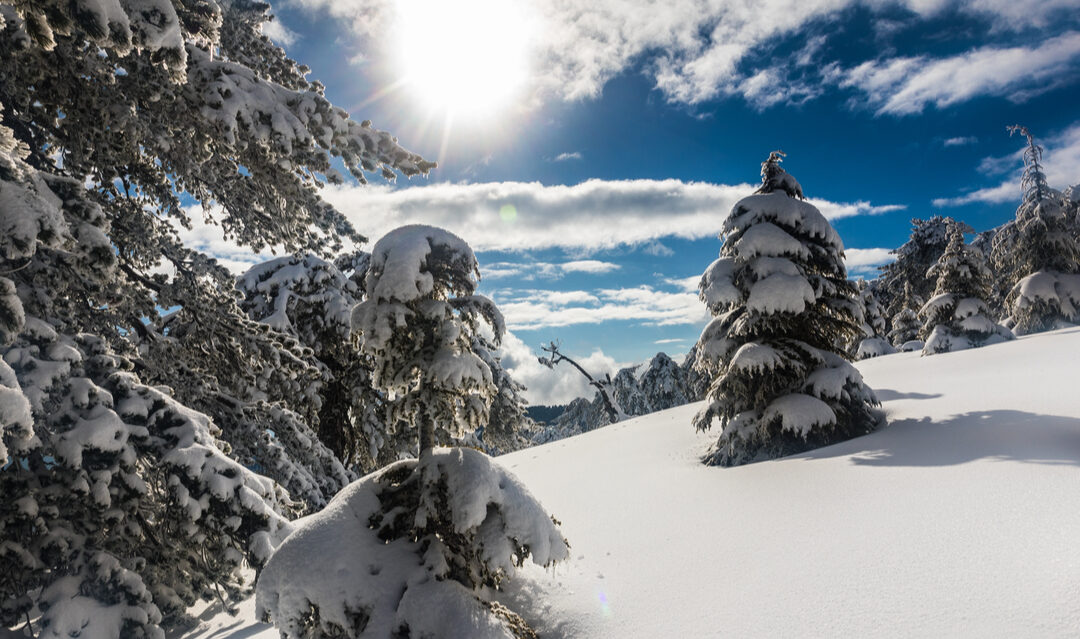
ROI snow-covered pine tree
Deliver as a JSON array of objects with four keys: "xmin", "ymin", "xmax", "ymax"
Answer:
[
  {"xmin": 0, "ymin": 0, "xmax": 431, "ymax": 633},
  {"xmin": 854, "ymin": 279, "xmax": 896, "ymax": 359},
  {"xmin": 989, "ymin": 126, "xmax": 1080, "ymax": 334},
  {"xmin": 693, "ymin": 151, "xmax": 880, "ymax": 466},
  {"xmin": 257, "ymin": 226, "xmax": 568, "ymax": 638},
  {"xmin": 353, "ymin": 225, "xmax": 503, "ymax": 455},
  {"xmin": 920, "ymin": 222, "xmax": 1013, "ymax": 354},
  {"xmin": 877, "ymin": 216, "xmax": 973, "ymax": 319},
  {"xmin": 236, "ymin": 253, "xmax": 393, "ymax": 475},
  {"xmin": 887, "ymin": 283, "xmax": 924, "ymax": 350}
]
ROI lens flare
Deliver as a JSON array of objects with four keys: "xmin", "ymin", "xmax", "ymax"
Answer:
[
  {"xmin": 598, "ymin": 590, "xmax": 611, "ymax": 617},
  {"xmin": 499, "ymin": 204, "xmax": 518, "ymax": 222}
]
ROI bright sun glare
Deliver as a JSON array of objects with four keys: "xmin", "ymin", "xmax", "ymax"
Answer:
[{"xmin": 395, "ymin": 0, "xmax": 532, "ymax": 119}]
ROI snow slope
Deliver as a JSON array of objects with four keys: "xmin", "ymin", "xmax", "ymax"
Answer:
[{"xmin": 188, "ymin": 328, "xmax": 1080, "ymax": 638}]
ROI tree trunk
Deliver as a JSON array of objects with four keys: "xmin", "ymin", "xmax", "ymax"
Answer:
[
  {"xmin": 418, "ymin": 414, "xmax": 436, "ymax": 457},
  {"xmin": 317, "ymin": 374, "xmax": 352, "ymax": 464}
]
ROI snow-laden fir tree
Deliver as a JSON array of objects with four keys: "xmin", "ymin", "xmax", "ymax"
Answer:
[
  {"xmin": 353, "ymin": 225, "xmax": 504, "ymax": 455},
  {"xmin": 877, "ymin": 216, "xmax": 973, "ymax": 320},
  {"xmin": 0, "ymin": 0, "xmax": 432, "ymax": 634},
  {"xmin": 854, "ymin": 279, "xmax": 896, "ymax": 359},
  {"xmin": 237, "ymin": 252, "xmax": 392, "ymax": 474},
  {"xmin": 989, "ymin": 126, "xmax": 1080, "ymax": 334},
  {"xmin": 920, "ymin": 222, "xmax": 1013, "ymax": 355},
  {"xmin": 257, "ymin": 226, "xmax": 568, "ymax": 638},
  {"xmin": 693, "ymin": 151, "xmax": 881, "ymax": 466},
  {"xmin": 888, "ymin": 283, "xmax": 924, "ymax": 351}
]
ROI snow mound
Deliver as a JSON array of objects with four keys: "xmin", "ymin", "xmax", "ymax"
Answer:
[{"xmin": 256, "ymin": 448, "xmax": 568, "ymax": 638}]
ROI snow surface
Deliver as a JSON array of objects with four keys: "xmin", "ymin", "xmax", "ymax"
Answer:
[{"xmin": 188, "ymin": 328, "xmax": 1080, "ymax": 638}]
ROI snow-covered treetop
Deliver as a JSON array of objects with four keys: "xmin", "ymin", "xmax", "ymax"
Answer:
[
  {"xmin": 237, "ymin": 253, "xmax": 359, "ymax": 342},
  {"xmin": 755, "ymin": 150, "xmax": 804, "ymax": 200},
  {"xmin": 366, "ymin": 225, "xmax": 481, "ymax": 304},
  {"xmin": 723, "ymin": 192, "xmax": 843, "ymax": 253},
  {"xmin": 1009, "ymin": 125, "xmax": 1052, "ymax": 207}
]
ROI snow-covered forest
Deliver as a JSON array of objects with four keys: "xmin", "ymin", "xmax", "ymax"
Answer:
[{"xmin": 2, "ymin": 1, "xmax": 1079, "ymax": 637}]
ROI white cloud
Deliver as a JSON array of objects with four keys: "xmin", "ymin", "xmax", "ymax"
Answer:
[
  {"xmin": 285, "ymin": 0, "xmax": 1078, "ymax": 111},
  {"xmin": 642, "ymin": 241, "xmax": 675, "ymax": 257},
  {"xmin": 844, "ymin": 247, "xmax": 895, "ymax": 275},
  {"xmin": 493, "ymin": 282, "xmax": 708, "ymax": 332},
  {"xmin": 496, "ymin": 330, "xmax": 623, "ymax": 405},
  {"xmin": 654, "ymin": 338, "xmax": 688, "ymax": 344},
  {"xmin": 943, "ymin": 136, "xmax": 978, "ymax": 147},
  {"xmin": 933, "ymin": 122, "xmax": 1080, "ymax": 207},
  {"xmin": 563, "ymin": 260, "xmax": 620, "ymax": 274},
  {"xmin": 838, "ymin": 32, "xmax": 1080, "ymax": 116},
  {"xmin": 553, "ymin": 152, "xmax": 583, "ymax": 162},
  {"xmin": 325, "ymin": 179, "xmax": 903, "ymax": 253},
  {"xmin": 171, "ymin": 208, "xmax": 283, "ymax": 274},
  {"xmin": 260, "ymin": 18, "xmax": 298, "ymax": 46},
  {"xmin": 481, "ymin": 259, "xmax": 620, "ymax": 280}
]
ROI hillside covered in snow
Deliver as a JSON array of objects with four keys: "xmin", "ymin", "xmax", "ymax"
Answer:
[{"xmin": 189, "ymin": 327, "xmax": 1080, "ymax": 638}]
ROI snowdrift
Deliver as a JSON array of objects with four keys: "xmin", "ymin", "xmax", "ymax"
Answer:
[{"xmin": 186, "ymin": 328, "xmax": 1080, "ymax": 638}]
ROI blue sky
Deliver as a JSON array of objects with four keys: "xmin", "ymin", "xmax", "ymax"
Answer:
[{"xmin": 190, "ymin": 0, "xmax": 1080, "ymax": 404}]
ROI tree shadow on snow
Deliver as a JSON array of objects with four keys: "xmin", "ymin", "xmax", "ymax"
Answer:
[
  {"xmin": 800, "ymin": 410, "xmax": 1080, "ymax": 467},
  {"xmin": 873, "ymin": 388, "xmax": 943, "ymax": 402}
]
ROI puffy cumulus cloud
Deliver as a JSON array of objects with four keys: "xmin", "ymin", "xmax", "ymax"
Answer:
[
  {"xmin": 837, "ymin": 32, "xmax": 1080, "ymax": 116},
  {"xmin": 495, "ymin": 330, "xmax": 623, "ymax": 405},
  {"xmin": 933, "ymin": 122, "xmax": 1080, "ymax": 207},
  {"xmin": 286, "ymin": 0, "xmax": 1076, "ymax": 111},
  {"xmin": 325, "ymin": 179, "xmax": 902, "ymax": 253},
  {"xmin": 491, "ymin": 282, "xmax": 709, "ymax": 332}
]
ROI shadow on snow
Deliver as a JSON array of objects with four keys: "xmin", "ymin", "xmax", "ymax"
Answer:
[{"xmin": 800, "ymin": 410, "xmax": 1080, "ymax": 468}]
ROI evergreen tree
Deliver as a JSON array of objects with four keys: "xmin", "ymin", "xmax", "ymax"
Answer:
[
  {"xmin": 258, "ymin": 226, "xmax": 568, "ymax": 638},
  {"xmin": 854, "ymin": 280, "xmax": 896, "ymax": 360},
  {"xmin": 693, "ymin": 152, "xmax": 880, "ymax": 466},
  {"xmin": 237, "ymin": 252, "xmax": 391, "ymax": 474},
  {"xmin": 887, "ymin": 283, "xmax": 924, "ymax": 350},
  {"xmin": 0, "ymin": 0, "xmax": 430, "ymax": 632},
  {"xmin": 877, "ymin": 216, "xmax": 973, "ymax": 319},
  {"xmin": 920, "ymin": 223, "xmax": 1013, "ymax": 354},
  {"xmin": 989, "ymin": 126, "xmax": 1080, "ymax": 334},
  {"xmin": 353, "ymin": 225, "xmax": 503, "ymax": 457}
]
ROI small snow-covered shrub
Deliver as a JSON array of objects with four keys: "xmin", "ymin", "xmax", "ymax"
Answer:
[
  {"xmin": 692, "ymin": 152, "xmax": 881, "ymax": 466},
  {"xmin": 256, "ymin": 447, "xmax": 569, "ymax": 639},
  {"xmin": 856, "ymin": 337, "xmax": 897, "ymax": 360}
]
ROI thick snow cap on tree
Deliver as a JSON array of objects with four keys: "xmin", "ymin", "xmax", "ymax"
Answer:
[
  {"xmin": 256, "ymin": 448, "xmax": 568, "ymax": 639},
  {"xmin": 693, "ymin": 151, "xmax": 879, "ymax": 466}
]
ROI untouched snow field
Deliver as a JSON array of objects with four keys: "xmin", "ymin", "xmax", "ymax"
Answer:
[{"xmin": 188, "ymin": 328, "xmax": 1080, "ymax": 638}]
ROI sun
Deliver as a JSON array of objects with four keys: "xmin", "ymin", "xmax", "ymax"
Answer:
[{"xmin": 393, "ymin": 0, "xmax": 533, "ymax": 119}]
